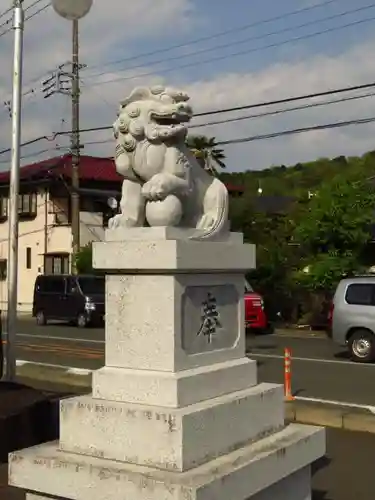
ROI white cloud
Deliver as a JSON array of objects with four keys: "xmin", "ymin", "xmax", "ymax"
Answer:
[
  {"xmin": 1, "ymin": 1, "xmax": 375, "ymax": 172},
  {"xmin": 0, "ymin": 0, "xmax": 195, "ymax": 164},
  {"xmin": 184, "ymin": 37, "xmax": 375, "ymax": 171}
]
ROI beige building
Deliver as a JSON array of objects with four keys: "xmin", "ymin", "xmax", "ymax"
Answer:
[{"xmin": 0, "ymin": 154, "xmax": 121, "ymax": 312}]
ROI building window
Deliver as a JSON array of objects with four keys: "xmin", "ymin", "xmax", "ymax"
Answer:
[
  {"xmin": 26, "ymin": 247, "xmax": 32, "ymax": 269},
  {"xmin": 44, "ymin": 253, "xmax": 70, "ymax": 275},
  {"xmin": 0, "ymin": 259, "xmax": 7, "ymax": 280},
  {"xmin": 0, "ymin": 197, "xmax": 8, "ymax": 220},
  {"xmin": 18, "ymin": 193, "xmax": 37, "ymax": 218}
]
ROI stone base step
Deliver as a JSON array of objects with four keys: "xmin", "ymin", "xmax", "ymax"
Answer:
[
  {"xmin": 59, "ymin": 383, "xmax": 284, "ymax": 471},
  {"xmin": 92, "ymin": 357, "xmax": 257, "ymax": 408},
  {"xmin": 10, "ymin": 423, "xmax": 325, "ymax": 500}
]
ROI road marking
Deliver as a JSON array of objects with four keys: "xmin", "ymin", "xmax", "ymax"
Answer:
[
  {"xmin": 15, "ymin": 343, "xmax": 102, "ymax": 360},
  {"xmin": 295, "ymin": 396, "xmax": 375, "ymax": 414},
  {"xmin": 14, "ymin": 332, "xmax": 104, "ymax": 344},
  {"xmin": 250, "ymin": 352, "xmax": 375, "ymax": 367},
  {"xmin": 15, "ymin": 360, "xmax": 28, "ymax": 366}
]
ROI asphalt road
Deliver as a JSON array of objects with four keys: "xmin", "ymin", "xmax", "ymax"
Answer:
[
  {"xmin": 5, "ymin": 318, "xmax": 375, "ymax": 406},
  {"xmin": 311, "ymin": 427, "xmax": 375, "ymax": 500}
]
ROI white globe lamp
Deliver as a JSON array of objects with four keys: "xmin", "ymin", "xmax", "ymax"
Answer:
[{"xmin": 51, "ymin": 0, "xmax": 93, "ymax": 20}]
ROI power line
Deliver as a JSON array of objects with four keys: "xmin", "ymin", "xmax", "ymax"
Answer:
[
  {"xmin": 1, "ymin": 79, "xmax": 375, "ymax": 157},
  {"xmin": 0, "ymin": 10, "xmax": 12, "ymax": 31},
  {"xmin": 0, "ymin": 0, "xmax": 46, "ymax": 29},
  {"xmin": 25, "ymin": 0, "xmax": 47, "ymax": 11},
  {"xmin": 84, "ymin": 0, "xmax": 341, "ymax": 73},
  {"xmin": 0, "ymin": 126, "xmax": 111, "ymax": 157},
  {"xmin": 194, "ymin": 81, "xmax": 375, "ymax": 118},
  {"xmin": 0, "ymin": 4, "xmax": 13, "ymax": 22},
  {"xmin": 83, "ymin": 14, "xmax": 375, "ymax": 88},
  {"xmin": 191, "ymin": 91, "xmax": 375, "ymax": 129},
  {"xmin": 217, "ymin": 115, "xmax": 375, "ymax": 146},
  {"xmin": 60, "ymin": 91, "xmax": 375, "ymax": 137},
  {"xmin": 64, "ymin": 115, "xmax": 375, "ymax": 146},
  {"xmin": 25, "ymin": 2, "xmax": 49, "ymax": 20},
  {"xmin": 77, "ymin": 82, "xmax": 375, "ymax": 131},
  {"xmin": 0, "ymin": 3, "xmax": 369, "ymax": 118},
  {"xmin": 0, "ymin": 146, "xmax": 70, "ymax": 164},
  {"xmin": 87, "ymin": 3, "xmax": 375, "ymax": 79},
  {"xmin": 5, "ymin": 114, "xmax": 375, "ymax": 166},
  {"xmin": 0, "ymin": 1, "xmax": 49, "ymax": 40}
]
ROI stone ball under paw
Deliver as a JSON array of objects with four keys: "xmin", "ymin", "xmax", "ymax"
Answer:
[{"xmin": 146, "ymin": 195, "xmax": 183, "ymax": 227}]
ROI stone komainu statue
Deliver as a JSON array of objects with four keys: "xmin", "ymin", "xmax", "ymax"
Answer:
[{"xmin": 109, "ymin": 85, "xmax": 229, "ymax": 240}]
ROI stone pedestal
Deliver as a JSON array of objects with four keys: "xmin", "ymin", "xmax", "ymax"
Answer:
[{"xmin": 9, "ymin": 228, "xmax": 325, "ymax": 500}]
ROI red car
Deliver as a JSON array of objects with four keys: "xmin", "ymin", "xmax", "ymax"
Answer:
[{"xmin": 244, "ymin": 281, "xmax": 268, "ymax": 331}]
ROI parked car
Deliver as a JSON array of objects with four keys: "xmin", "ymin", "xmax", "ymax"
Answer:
[
  {"xmin": 244, "ymin": 280, "xmax": 268, "ymax": 332},
  {"xmin": 32, "ymin": 274, "xmax": 105, "ymax": 328},
  {"xmin": 329, "ymin": 276, "xmax": 375, "ymax": 362}
]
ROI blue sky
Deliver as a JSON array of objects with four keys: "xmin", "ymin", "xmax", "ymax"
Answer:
[
  {"xmin": 93, "ymin": 0, "xmax": 375, "ymax": 82},
  {"xmin": 0, "ymin": 0, "xmax": 375, "ymax": 171}
]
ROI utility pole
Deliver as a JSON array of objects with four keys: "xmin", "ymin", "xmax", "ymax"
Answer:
[
  {"xmin": 41, "ymin": 56, "xmax": 84, "ymax": 276},
  {"xmin": 50, "ymin": 0, "xmax": 93, "ymax": 273},
  {"xmin": 5, "ymin": 0, "xmax": 24, "ymax": 381},
  {"xmin": 71, "ymin": 19, "xmax": 80, "ymax": 274}
]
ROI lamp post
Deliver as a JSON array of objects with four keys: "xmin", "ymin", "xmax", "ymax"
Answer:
[
  {"xmin": 4, "ymin": 0, "xmax": 25, "ymax": 381},
  {"xmin": 51, "ymin": 0, "xmax": 93, "ymax": 273}
]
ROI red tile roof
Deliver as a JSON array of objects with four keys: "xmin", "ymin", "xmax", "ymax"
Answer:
[
  {"xmin": 0, "ymin": 154, "xmax": 244, "ymax": 192},
  {"xmin": 0, "ymin": 154, "xmax": 122, "ymax": 184}
]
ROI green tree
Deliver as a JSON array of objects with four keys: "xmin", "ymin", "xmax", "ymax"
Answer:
[
  {"xmin": 293, "ymin": 176, "xmax": 375, "ymax": 292},
  {"xmin": 186, "ymin": 135, "xmax": 226, "ymax": 174},
  {"xmin": 229, "ymin": 195, "xmax": 300, "ymax": 321},
  {"xmin": 75, "ymin": 243, "xmax": 104, "ymax": 275}
]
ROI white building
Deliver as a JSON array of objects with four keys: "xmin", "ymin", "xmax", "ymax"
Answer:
[{"xmin": 0, "ymin": 154, "xmax": 121, "ymax": 312}]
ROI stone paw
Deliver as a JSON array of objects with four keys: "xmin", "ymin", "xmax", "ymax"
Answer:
[
  {"xmin": 108, "ymin": 215, "xmax": 121, "ymax": 229},
  {"xmin": 108, "ymin": 214, "xmax": 139, "ymax": 229}
]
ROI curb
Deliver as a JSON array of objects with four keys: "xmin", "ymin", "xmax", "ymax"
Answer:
[
  {"xmin": 15, "ymin": 361, "xmax": 92, "ymax": 389},
  {"xmin": 14, "ymin": 361, "xmax": 375, "ymax": 434},
  {"xmin": 286, "ymin": 400, "xmax": 375, "ymax": 434}
]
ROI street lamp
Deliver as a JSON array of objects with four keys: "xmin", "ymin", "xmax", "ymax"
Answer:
[
  {"xmin": 51, "ymin": 0, "xmax": 93, "ymax": 20},
  {"xmin": 51, "ymin": 0, "xmax": 93, "ymax": 274},
  {"xmin": 4, "ymin": 0, "xmax": 25, "ymax": 381}
]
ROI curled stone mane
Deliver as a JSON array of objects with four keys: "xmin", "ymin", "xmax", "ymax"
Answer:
[
  {"xmin": 114, "ymin": 85, "xmax": 192, "ymax": 152},
  {"xmin": 110, "ymin": 84, "xmax": 229, "ymax": 240}
]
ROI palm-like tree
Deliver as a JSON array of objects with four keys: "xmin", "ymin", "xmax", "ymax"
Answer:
[{"xmin": 186, "ymin": 135, "xmax": 226, "ymax": 175}]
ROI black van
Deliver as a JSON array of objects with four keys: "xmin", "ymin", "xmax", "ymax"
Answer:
[{"xmin": 32, "ymin": 274, "xmax": 105, "ymax": 327}]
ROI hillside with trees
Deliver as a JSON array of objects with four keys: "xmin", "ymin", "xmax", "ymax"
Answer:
[{"xmin": 222, "ymin": 150, "xmax": 375, "ymax": 326}]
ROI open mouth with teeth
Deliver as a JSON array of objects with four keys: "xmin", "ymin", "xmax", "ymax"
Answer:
[{"xmin": 151, "ymin": 112, "xmax": 191, "ymax": 126}]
